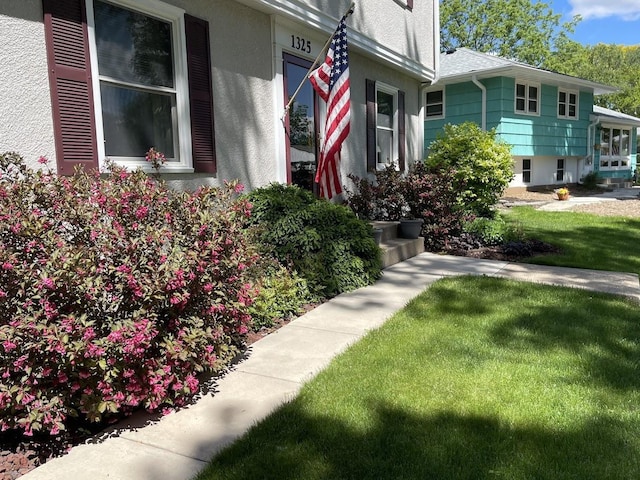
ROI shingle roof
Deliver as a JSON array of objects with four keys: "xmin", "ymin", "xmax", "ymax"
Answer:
[
  {"xmin": 436, "ymin": 48, "xmax": 617, "ymax": 95},
  {"xmin": 593, "ymin": 105, "xmax": 640, "ymax": 125},
  {"xmin": 439, "ymin": 48, "xmax": 516, "ymax": 77}
]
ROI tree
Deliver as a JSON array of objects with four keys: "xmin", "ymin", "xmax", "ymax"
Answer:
[
  {"xmin": 546, "ymin": 40, "xmax": 640, "ymax": 117},
  {"xmin": 426, "ymin": 122, "xmax": 514, "ymax": 217},
  {"xmin": 440, "ymin": 0, "xmax": 579, "ymax": 67}
]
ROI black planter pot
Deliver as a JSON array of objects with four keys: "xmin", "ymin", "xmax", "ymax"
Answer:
[
  {"xmin": 373, "ymin": 228, "xmax": 383, "ymax": 245},
  {"xmin": 398, "ymin": 218, "xmax": 424, "ymax": 239}
]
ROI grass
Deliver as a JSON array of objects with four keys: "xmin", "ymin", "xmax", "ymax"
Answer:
[
  {"xmin": 195, "ymin": 277, "xmax": 640, "ymax": 480},
  {"xmin": 505, "ymin": 206, "xmax": 640, "ymax": 274}
]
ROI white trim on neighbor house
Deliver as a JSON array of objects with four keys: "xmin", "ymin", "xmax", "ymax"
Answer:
[
  {"xmin": 424, "ymin": 86, "xmax": 444, "ymax": 120},
  {"xmin": 514, "ymin": 80, "xmax": 540, "ymax": 116},
  {"xmin": 557, "ymin": 88, "xmax": 578, "ymax": 120},
  {"xmin": 86, "ymin": 0, "xmax": 194, "ymax": 172},
  {"xmin": 599, "ymin": 124, "xmax": 632, "ymax": 171}
]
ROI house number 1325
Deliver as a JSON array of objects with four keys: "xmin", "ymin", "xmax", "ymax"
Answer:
[{"xmin": 291, "ymin": 35, "xmax": 311, "ymax": 54}]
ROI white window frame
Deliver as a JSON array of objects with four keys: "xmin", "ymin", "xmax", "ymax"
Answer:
[
  {"xmin": 375, "ymin": 82, "xmax": 399, "ymax": 170},
  {"xmin": 599, "ymin": 125, "xmax": 631, "ymax": 171},
  {"xmin": 558, "ymin": 89, "xmax": 578, "ymax": 120},
  {"xmin": 515, "ymin": 80, "xmax": 540, "ymax": 116},
  {"xmin": 522, "ymin": 158, "xmax": 531, "ymax": 184},
  {"xmin": 86, "ymin": 0, "xmax": 194, "ymax": 173},
  {"xmin": 425, "ymin": 87, "xmax": 445, "ymax": 120},
  {"xmin": 556, "ymin": 158, "xmax": 565, "ymax": 182}
]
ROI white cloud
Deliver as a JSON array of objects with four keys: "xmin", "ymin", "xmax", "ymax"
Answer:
[{"xmin": 569, "ymin": 0, "xmax": 640, "ymax": 20}]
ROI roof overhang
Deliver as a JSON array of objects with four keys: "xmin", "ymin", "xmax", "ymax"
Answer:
[
  {"xmin": 434, "ymin": 64, "xmax": 617, "ymax": 95},
  {"xmin": 590, "ymin": 106, "xmax": 640, "ymax": 126}
]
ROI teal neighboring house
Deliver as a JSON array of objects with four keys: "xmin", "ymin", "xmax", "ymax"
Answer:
[{"xmin": 425, "ymin": 48, "xmax": 640, "ymax": 189}]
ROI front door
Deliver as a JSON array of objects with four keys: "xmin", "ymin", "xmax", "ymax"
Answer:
[{"xmin": 283, "ymin": 53, "xmax": 319, "ymax": 194}]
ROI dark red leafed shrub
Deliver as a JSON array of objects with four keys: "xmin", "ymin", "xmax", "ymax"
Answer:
[
  {"xmin": 0, "ymin": 153, "xmax": 256, "ymax": 437},
  {"xmin": 346, "ymin": 163, "xmax": 466, "ymax": 251}
]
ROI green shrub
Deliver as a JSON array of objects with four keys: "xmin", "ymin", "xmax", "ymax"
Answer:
[
  {"xmin": 0, "ymin": 153, "xmax": 256, "ymax": 437},
  {"xmin": 246, "ymin": 184, "xmax": 382, "ymax": 298},
  {"xmin": 581, "ymin": 171, "xmax": 599, "ymax": 189},
  {"xmin": 426, "ymin": 122, "xmax": 514, "ymax": 216},
  {"xmin": 248, "ymin": 261, "xmax": 313, "ymax": 330},
  {"xmin": 462, "ymin": 215, "xmax": 522, "ymax": 246}
]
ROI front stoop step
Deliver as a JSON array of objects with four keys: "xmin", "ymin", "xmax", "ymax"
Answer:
[{"xmin": 371, "ymin": 221, "xmax": 425, "ymax": 269}]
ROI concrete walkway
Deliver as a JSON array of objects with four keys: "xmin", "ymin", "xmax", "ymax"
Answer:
[{"xmin": 22, "ymin": 253, "xmax": 640, "ymax": 480}]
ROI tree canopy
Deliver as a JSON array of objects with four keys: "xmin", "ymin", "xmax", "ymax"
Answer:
[
  {"xmin": 546, "ymin": 41, "xmax": 640, "ymax": 117},
  {"xmin": 440, "ymin": 0, "xmax": 579, "ymax": 67}
]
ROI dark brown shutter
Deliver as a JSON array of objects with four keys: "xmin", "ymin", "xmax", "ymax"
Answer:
[
  {"xmin": 407, "ymin": 0, "xmax": 414, "ymax": 10},
  {"xmin": 398, "ymin": 89, "xmax": 406, "ymax": 171},
  {"xmin": 43, "ymin": 0, "xmax": 98, "ymax": 175},
  {"xmin": 185, "ymin": 14, "xmax": 216, "ymax": 174},
  {"xmin": 366, "ymin": 79, "xmax": 376, "ymax": 172}
]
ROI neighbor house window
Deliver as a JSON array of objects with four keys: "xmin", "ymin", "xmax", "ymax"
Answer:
[
  {"xmin": 600, "ymin": 126, "xmax": 631, "ymax": 170},
  {"xmin": 515, "ymin": 81, "xmax": 539, "ymax": 115},
  {"xmin": 556, "ymin": 159, "xmax": 564, "ymax": 182},
  {"xmin": 558, "ymin": 89, "xmax": 578, "ymax": 119},
  {"xmin": 425, "ymin": 89, "xmax": 444, "ymax": 119},
  {"xmin": 522, "ymin": 158, "xmax": 531, "ymax": 183}
]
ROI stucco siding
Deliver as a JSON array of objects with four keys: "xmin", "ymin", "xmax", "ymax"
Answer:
[
  {"xmin": 2, "ymin": 0, "xmax": 433, "ymax": 193},
  {"xmin": 0, "ymin": 1, "xmax": 56, "ymax": 170}
]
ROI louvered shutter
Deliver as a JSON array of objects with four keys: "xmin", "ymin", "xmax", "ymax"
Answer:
[
  {"xmin": 366, "ymin": 79, "xmax": 377, "ymax": 172},
  {"xmin": 407, "ymin": 0, "xmax": 414, "ymax": 10},
  {"xmin": 185, "ymin": 14, "xmax": 216, "ymax": 174},
  {"xmin": 43, "ymin": 0, "xmax": 98, "ymax": 175},
  {"xmin": 398, "ymin": 89, "xmax": 406, "ymax": 171}
]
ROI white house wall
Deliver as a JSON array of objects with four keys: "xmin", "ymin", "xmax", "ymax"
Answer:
[
  {"xmin": 0, "ymin": 1, "xmax": 56, "ymax": 170},
  {"xmin": 512, "ymin": 156, "xmax": 578, "ymax": 188},
  {"xmin": 0, "ymin": 0, "xmax": 437, "ymax": 191}
]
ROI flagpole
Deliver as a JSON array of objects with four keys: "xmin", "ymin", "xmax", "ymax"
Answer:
[{"xmin": 280, "ymin": 2, "xmax": 355, "ymax": 123}]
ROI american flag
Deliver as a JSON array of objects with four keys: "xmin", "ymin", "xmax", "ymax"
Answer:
[{"xmin": 309, "ymin": 14, "xmax": 351, "ymax": 199}]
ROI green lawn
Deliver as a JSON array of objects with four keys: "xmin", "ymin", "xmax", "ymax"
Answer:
[
  {"xmin": 506, "ymin": 206, "xmax": 640, "ymax": 274},
  {"xmin": 195, "ymin": 277, "xmax": 640, "ymax": 480}
]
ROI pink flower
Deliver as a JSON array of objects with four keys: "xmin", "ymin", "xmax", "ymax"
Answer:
[
  {"xmin": 135, "ymin": 206, "xmax": 149, "ymax": 219},
  {"xmin": 185, "ymin": 374, "xmax": 199, "ymax": 393},
  {"xmin": 37, "ymin": 156, "xmax": 49, "ymax": 165},
  {"xmin": 2, "ymin": 340, "xmax": 16, "ymax": 352}
]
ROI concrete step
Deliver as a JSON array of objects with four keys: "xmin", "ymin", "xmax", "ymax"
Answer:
[{"xmin": 370, "ymin": 221, "xmax": 426, "ymax": 268}]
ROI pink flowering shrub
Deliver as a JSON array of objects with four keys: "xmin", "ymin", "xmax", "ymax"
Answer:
[{"xmin": 0, "ymin": 152, "xmax": 256, "ymax": 437}]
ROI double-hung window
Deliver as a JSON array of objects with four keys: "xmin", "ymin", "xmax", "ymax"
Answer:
[
  {"xmin": 376, "ymin": 86, "xmax": 397, "ymax": 168},
  {"xmin": 558, "ymin": 89, "xmax": 578, "ymax": 119},
  {"xmin": 556, "ymin": 159, "xmax": 565, "ymax": 182},
  {"xmin": 88, "ymin": 0, "xmax": 191, "ymax": 169},
  {"xmin": 366, "ymin": 80, "xmax": 405, "ymax": 172},
  {"xmin": 425, "ymin": 89, "xmax": 444, "ymax": 119},
  {"xmin": 522, "ymin": 159, "xmax": 531, "ymax": 184},
  {"xmin": 44, "ymin": 0, "xmax": 216, "ymax": 175},
  {"xmin": 515, "ymin": 81, "xmax": 539, "ymax": 115}
]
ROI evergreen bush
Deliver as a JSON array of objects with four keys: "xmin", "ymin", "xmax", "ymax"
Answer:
[{"xmin": 246, "ymin": 184, "xmax": 382, "ymax": 298}]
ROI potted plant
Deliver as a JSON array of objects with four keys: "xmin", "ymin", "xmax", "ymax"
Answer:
[{"xmin": 556, "ymin": 187, "xmax": 570, "ymax": 201}]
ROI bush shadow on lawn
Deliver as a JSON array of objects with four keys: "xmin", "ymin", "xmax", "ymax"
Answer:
[
  {"xmin": 199, "ymin": 278, "xmax": 640, "ymax": 480},
  {"xmin": 200, "ymin": 401, "xmax": 636, "ymax": 480}
]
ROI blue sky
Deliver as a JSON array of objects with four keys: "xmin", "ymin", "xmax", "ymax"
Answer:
[{"xmin": 549, "ymin": 0, "xmax": 640, "ymax": 45}]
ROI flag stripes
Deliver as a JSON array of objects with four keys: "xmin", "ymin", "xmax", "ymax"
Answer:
[{"xmin": 309, "ymin": 14, "xmax": 351, "ymax": 199}]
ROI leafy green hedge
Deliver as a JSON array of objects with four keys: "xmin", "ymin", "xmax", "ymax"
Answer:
[{"xmin": 245, "ymin": 184, "xmax": 382, "ymax": 298}]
